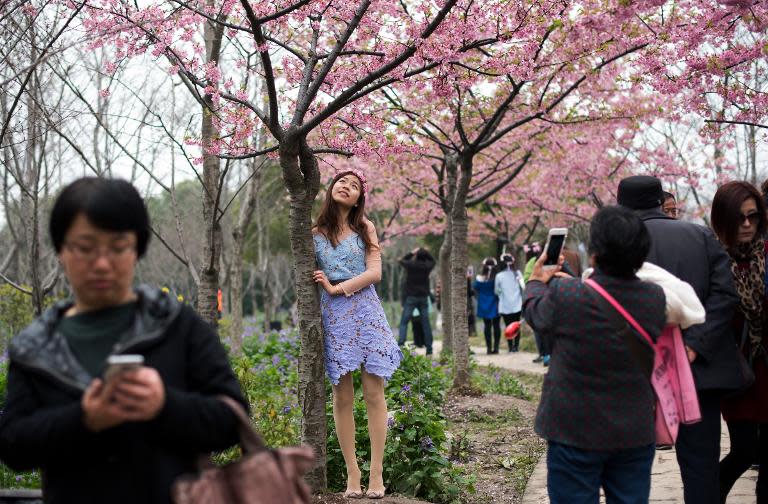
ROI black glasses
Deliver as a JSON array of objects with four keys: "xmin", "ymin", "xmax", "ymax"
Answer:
[{"xmin": 740, "ymin": 212, "xmax": 761, "ymax": 226}]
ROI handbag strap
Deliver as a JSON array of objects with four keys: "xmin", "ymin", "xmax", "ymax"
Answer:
[
  {"xmin": 584, "ymin": 279, "xmax": 654, "ymax": 346},
  {"xmin": 584, "ymin": 278, "xmax": 655, "ymax": 380},
  {"xmin": 217, "ymin": 395, "xmax": 267, "ymax": 454}
]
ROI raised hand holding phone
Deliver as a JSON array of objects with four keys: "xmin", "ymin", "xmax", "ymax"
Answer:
[{"xmin": 542, "ymin": 228, "xmax": 568, "ymax": 270}]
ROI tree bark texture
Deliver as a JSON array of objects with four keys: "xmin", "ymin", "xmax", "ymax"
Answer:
[
  {"xmin": 439, "ymin": 153, "xmax": 458, "ymax": 358},
  {"xmin": 280, "ymin": 137, "xmax": 326, "ymax": 491},
  {"xmin": 196, "ymin": 17, "xmax": 225, "ymax": 327},
  {"xmin": 438, "ymin": 221, "xmax": 453, "ymax": 356},
  {"xmin": 450, "ymin": 157, "xmax": 473, "ymax": 390}
]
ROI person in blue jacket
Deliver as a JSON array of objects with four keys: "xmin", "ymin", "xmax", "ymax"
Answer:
[{"xmin": 473, "ymin": 257, "xmax": 500, "ymax": 354}]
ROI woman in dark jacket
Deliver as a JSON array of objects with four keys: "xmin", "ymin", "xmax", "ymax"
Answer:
[
  {"xmin": 0, "ymin": 178, "xmax": 246, "ymax": 504},
  {"xmin": 711, "ymin": 181, "xmax": 768, "ymax": 503},
  {"xmin": 524, "ymin": 206, "xmax": 666, "ymax": 504}
]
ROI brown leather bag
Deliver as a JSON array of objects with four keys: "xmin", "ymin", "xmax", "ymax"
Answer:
[{"xmin": 172, "ymin": 396, "xmax": 315, "ymax": 504}]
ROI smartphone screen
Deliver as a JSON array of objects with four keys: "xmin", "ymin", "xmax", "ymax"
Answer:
[{"xmin": 544, "ymin": 234, "xmax": 565, "ymax": 266}]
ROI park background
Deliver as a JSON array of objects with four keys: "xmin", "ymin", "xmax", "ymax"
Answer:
[{"xmin": 0, "ymin": 0, "xmax": 767, "ymax": 501}]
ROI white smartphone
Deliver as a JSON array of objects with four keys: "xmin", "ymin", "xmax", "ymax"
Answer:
[
  {"xmin": 104, "ymin": 354, "xmax": 144, "ymax": 381},
  {"xmin": 542, "ymin": 228, "xmax": 568, "ymax": 270}
]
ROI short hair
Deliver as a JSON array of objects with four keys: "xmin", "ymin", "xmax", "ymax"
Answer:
[
  {"xmin": 588, "ymin": 205, "xmax": 650, "ymax": 278},
  {"xmin": 49, "ymin": 177, "xmax": 151, "ymax": 257},
  {"xmin": 662, "ymin": 191, "xmax": 675, "ymax": 202},
  {"xmin": 711, "ymin": 180, "xmax": 767, "ymax": 250}
]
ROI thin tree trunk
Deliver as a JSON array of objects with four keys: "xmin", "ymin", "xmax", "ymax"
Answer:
[
  {"xmin": 439, "ymin": 221, "xmax": 453, "ymax": 355},
  {"xmin": 196, "ymin": 17, "xmax": 225, "ymax": 326},
  {"xmin": 451, "ymin": 156, "xmax": 473, "ymax": 390},
  {"xmin": 230, "ymin": 167, "xmax": 260, "ymax": 352},
  {"xmin": 439, "ymin": 153, "xmax": 458, "ymax": 357},
  {"xmin": 22, "ymin": 46, "xmax": 43, "ymax": 314},
  {"xmin": 281, "ymin": 137, "xmax": 326, "ymax": 491}
]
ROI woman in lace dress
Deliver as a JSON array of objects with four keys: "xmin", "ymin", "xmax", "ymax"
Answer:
[{"xmin": 312, "ymin": 170, "xmax": 403, "ymax": 499}]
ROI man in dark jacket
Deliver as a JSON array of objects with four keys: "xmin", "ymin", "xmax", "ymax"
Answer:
[
  {"xmin": 618, "ymin": 175, "xmax": 741, "ymax": 504},
  {"xmin": 397, "ymin": 247, "xmax": 435, "ymax": 354}
]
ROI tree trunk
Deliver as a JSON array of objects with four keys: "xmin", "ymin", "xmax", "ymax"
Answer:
[
  {"xmin": 438, "ymin": 221, "xmax": 453, "ymax": 356},
  {"xmin": 439, "ymin": 153, "xmax": 458, "ymax": 358},
  {"xmin": 280, "ymin": 136, "xmax": 326, "ymax": 491},
  {"xmin": 230, "ymin": 168, "xmax": 259, "ymax": 352},
  {"xmin": 196, "ymin": 17, "xmax": 225, "ymax": 327},
  {"xmin": 25, "ymin": 68, "xmax": 44, "ymax": 315},
  {"xmin": 450, "ymin": 156, "xmax": 473, "ymax": 390}
]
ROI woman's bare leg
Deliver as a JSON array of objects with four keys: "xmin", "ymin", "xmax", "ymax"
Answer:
[
  {"xmin": 332, "ymin": 373, "xmax": 361, "ymax": 494},
  {"xmin": 361, "ymin": 370, "xmax": 388, "ymax": 494}
]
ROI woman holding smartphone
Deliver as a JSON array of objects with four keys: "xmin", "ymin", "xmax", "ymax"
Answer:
[
  {"xmin": 0, "ymin": 178, "xmax": 246, "ymax": 504},
  {"xmin": 524, "ymin": 207, "xmax": 666, "ymax": 503},
  {"xmin": 312, "ymin": 170, "xmax": 402, "ymax": 499}
]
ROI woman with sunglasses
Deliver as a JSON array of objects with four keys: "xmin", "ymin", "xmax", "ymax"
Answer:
[{"xmin": 711, "ymin": 180, "xmax": 768, "ymax": 503}]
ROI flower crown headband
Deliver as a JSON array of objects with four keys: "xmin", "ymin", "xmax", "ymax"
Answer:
[{"xmin": 335, "ymin": 169, "xmax": 368, "ymax": 196}]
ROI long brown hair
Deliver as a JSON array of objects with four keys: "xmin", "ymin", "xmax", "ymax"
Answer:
[{"xmin": 314, "ymin": 171, "xmax": 374, "ymax": 251}]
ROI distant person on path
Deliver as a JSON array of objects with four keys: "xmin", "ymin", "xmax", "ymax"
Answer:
[
  {"xmin": 524, "ymin": 243, "xmax": 549, "ymax": 365},
  {"xmin": 313, "ymin": 170, "xmax": 403, "ymax": 499},
  {"xmin": 495, "ymin": 254, "xmax": 524, "ymax": 352},
  {"xmin": 524, "ymin": 205, "xmax": 667, "ymax": 504},
  {"xmin": 397, "ymin": 247, "xmax": 436, "ymax": 354},
  {"xmin": 474, "ymin": 258, "xmax": 501, "ymax": 354},
  {"xmin": 663, "ymin": 191, "xmax": 679, "ymax": 219},
  {"xmin": 711, "ymin": 181, "xmax": 768, "ymax": 503},
  {"xmin": 0, "ymin": 178, "xmax": 247, "ymax": 504},
  {"xmin": 618, "ymin": 175, "xmax": 741, "ymax": 504}
]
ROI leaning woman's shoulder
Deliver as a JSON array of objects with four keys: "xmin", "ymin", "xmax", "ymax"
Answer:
[{"xmin": 362, "ymin": 218, "xmax": 376, "ymax": 232}]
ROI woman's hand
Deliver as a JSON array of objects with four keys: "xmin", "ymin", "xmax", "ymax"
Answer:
[
  {"xmin": 81, "ymin": 367, "xmax": 166, "ymax": 432},
  {"xmin": 313, "ymin": 270, "xmax": 341, "ymax": 295},
  {"xmin": 528, "ymin": 253, "xmax": 565, "ymax": 284}
]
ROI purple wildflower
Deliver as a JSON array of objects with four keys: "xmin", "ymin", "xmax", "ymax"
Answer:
[{"xmin": 419, "ymin": 436, "xmax": 434, "ymax": 451}]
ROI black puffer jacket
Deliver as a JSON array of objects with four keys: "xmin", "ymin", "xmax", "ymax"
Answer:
[{"xmin": 0, "ymin": 286, "xmax": 246, "ymax": 504}]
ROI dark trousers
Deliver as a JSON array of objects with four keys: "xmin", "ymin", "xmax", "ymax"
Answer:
[
  {"xmin": 534, "ymin": 330, "xmax": 549, "ymax": 356},
  {"xmin": 720, "ymin": 420, "xmax": 768, "ymax": 503},
  {"xmin": 482, "ymin": 316, "xmax": 501, "ymax": 353},
  {"xmin": 676, "ymin": 390, "xmax": 722, "ymax": 504},
  {"xmin": 547, "ymin": 441, "xmax": 655, "ymax": 504},
  {"xmin": 412, "ymin": 315, "xmax": 425, "ymax": 347},
  {"xmin": 398, "ymin": 296, "xmax": 433, "ymax": 354},
  {"xmin": 501, "ymin": 312, "xmax": 521, "ymax": 351}
]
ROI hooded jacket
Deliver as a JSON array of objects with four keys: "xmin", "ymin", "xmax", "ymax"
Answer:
[{"xmin": 0, "ymin": 285, "xmax": 246, "ymax": 504}]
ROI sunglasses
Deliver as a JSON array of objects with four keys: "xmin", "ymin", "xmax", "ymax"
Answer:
[{"xmin": 740, "ymin": 212, "xmax": 761, "ymax": 226}]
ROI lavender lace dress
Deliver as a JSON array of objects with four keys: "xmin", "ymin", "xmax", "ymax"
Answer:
[{"xmin": 314, "ymin": 232, "xmax": 403, "ymax": 385}]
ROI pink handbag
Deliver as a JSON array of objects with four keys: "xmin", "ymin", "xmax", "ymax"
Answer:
[{"xmin": 585, "ymin": 279, "xmax": 701, "ymax": 445}]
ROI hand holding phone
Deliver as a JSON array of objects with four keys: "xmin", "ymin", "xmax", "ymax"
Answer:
[
  {"xmin": 104, "ymin": 354, "xmax": 144, "ymax": 382},
  {"xmin": 542, "ymin": 228, "xmax": 568, "ymax": 270}
]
